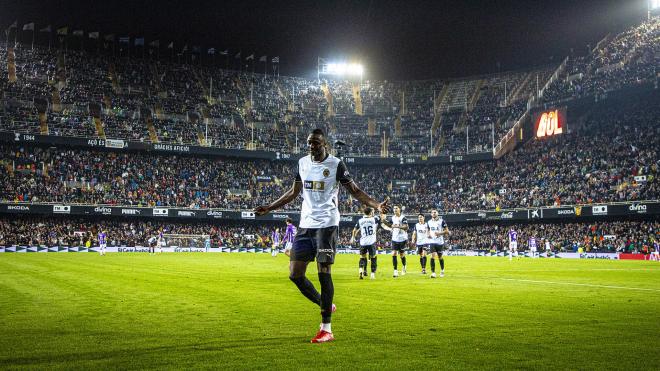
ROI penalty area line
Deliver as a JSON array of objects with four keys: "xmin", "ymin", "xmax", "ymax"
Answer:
[{"xmin": 497, "ymin": 278, "xmax": 660, "ymax": 293}]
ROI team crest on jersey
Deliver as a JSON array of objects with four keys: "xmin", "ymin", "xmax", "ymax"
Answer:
[{"xmin": 323, "ymin": 168, "xmax": 330, "ymax": 177}]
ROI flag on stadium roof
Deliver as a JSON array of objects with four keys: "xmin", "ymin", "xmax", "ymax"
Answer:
[
  {"xmin": 73, "ymin": 30, "xmax": 84, "ymax": 36},
  {"xmin": 192, "ymin": 45, "xmax": 201, "ymax": 53},
  {"xmin": 272, "ymin": 56, "xmax": 279, "ymax": 63},
  {"xmin": 208, "ymin": 47, "xmax": 216, "ymax": 55},
  {"xmin": 88, "ymin": 31, "xmax": 99, "ymax": 39},
  {"xmin": 235, "ymin": 51, "xmax": 241, "ymax": 58},
  {"xmin": 182, "ymin": 44, "xmax": 188, "ymax": 52},
  {"xmin": 8, "ymin": 21, "xmax": 17, "ymax": 29},
  {"xmin": 259, "ymin": 55, "xmax": 267, "ymax": 62},
  {"xmin": 220, "ymin": 49, "xmax": 228, "ymax": 55},
  {"xmin": 118, "ymin": 36, "xmax": 130, "ymax": 43},
  {"xmin": 39, "ymin": 25, "xmax": 51, "ymax": 32},
  {"xmin": 134, "ymin": 37, "xmax": 145, "ymax": 46},
  {"xmin": 56, "ymin": 27, "xmax": 68, "ymax": 35},
  {"xmin": 246, "ymin": 54, "xmax": 254, "ymax": 60},
  {"xmin": 22, "ymin": 23, "xmax": 34, "ymax": 31},
  {"xmin": 104, "ymin": 33, "xmax": 114, "ymax": 41},
  {"xmin": 167, "ymin": 41, "xmax": 174, "ymax": 49},
  {"xmin": 149, "ymin": 39, "xmax": 159, "ymax": 47}
]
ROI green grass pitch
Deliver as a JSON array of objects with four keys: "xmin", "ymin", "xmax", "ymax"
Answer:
[{"xmin": 1, "ymin": 253, "xmax": 659, "ymax": 370}]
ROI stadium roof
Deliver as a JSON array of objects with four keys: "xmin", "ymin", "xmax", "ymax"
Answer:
[{"xmin": 1, "ymin": 0, "xmax": 650, "ymax": 80}]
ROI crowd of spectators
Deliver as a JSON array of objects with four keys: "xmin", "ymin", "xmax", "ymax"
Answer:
[
  {"xmin": 542, "ymin": 17, "xmax": 659, "ymax": 103},
  {"xmin": 1, "ymin": 216, "xmax": 657, "ymax": 254},
  {"xmin": 3, "ymin": 90, "xmax": 655, "ymax": 213}
]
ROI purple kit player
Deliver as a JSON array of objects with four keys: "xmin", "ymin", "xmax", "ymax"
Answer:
[
  {"xmin": 528, "ymin": 235, "xmax": 538, "ymax": 258},
  {"xmin": 508, "ymin": 228, "xmax": 518, "ymax": 260},
  {"xmin": 282, "ymin": 218, "xmax": 297, "ymax": 257},
  {"xmin": 271, "ymin": 228, "xmax": 282, "ymax": 257},
  {"xmin": 98, "ymin": 230, "xmax": 107, "ymax": 256}
]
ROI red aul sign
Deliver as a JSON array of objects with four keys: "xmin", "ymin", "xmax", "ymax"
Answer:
[{"xmin": 535, "ymin": 108, "xmax": 566, "ymax": 138}]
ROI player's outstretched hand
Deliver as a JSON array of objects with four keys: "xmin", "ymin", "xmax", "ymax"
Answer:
[
  {"xmin": 378, "ymin": 197, "xmax": 390, "ymax": 214},
  {"xmin": 254, "ymin": 205, "xmax": 270, "ymax": 216}
]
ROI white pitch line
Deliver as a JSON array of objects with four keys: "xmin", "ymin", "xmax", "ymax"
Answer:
[{"xmin": 497, "ymin": 277, "xmax": 660, "ymax": 292}]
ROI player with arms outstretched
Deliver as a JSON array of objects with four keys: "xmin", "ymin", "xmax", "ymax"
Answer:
[
  {"xmin": 427, "ymin": 210, "xmax": 449, "ymax": 278},
  {"xmin": 411, "ymin": 213, "xmax": 429, "ymax": 274},
  {"xmin": 254, "ymin": 128, "xmax": 389, "ymax": 343},
  {"xmin": 381, "ymin": 206, "xmax": 409, "ymax": 277},
  {"xmin": 351, "ymin": 207, "xmax": 381, "ymax": 279}
]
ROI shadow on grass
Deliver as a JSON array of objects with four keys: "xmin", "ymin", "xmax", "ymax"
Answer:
[{"xmin": 0, "ymin": 336, "xmax": 300, "ymax": 367}]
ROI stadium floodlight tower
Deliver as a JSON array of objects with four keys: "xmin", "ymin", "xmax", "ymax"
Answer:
[
  {"xmin": 650, "ymin": 0, "xmax": 660, "ymax": 19},
  {"xmin": 317, "ymin": 57, "xmax": 364, "ymax": 84}
]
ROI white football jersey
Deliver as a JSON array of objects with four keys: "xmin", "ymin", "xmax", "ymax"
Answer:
[
  {"xmin": 415, "ymin": 222, "xmax": 429, "ymax": 246},
  {"xmin": 296, "ymin": 154, "xmax": 352, "ymax": 229},
  {"xmin": 389, "ymin": 215, "xmax": 408, "ymax": 242},
  {"xmin": 356, "ymin": 216, "xmax": 380, "ymax": 246},
  {"xmin": 427, "ymin": 217, "xmax": 448, "ymax": 245}
]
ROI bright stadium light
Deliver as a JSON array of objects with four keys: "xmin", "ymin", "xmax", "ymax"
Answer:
[
  {"xmin": 646, "ymin": 0, "xmax": 660, "ymax": 20},
  {"xmin": 317, "ymin": 58, "xmax": 365, "ymax": 81},
  {"xmin": 326, "ymin": 62, "xmax": 364, "ymax": 76}
]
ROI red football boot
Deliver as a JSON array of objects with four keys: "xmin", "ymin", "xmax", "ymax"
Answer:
[{"xmin": 311, "ymin": 330, "xmax": 335, "ymax": 343}]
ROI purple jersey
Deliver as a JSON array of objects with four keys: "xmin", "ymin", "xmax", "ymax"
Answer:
[
  {"xmin": 529, "ymin": 237, "xmax": 537, "ymax": 249},
  {"xmin": 272, "ymin": 230, "xmax": 281, "ymax": 245},
  {"xmin": 283, "ymin": 224, "xmax": 296, "ymax": 243},
  {"xmin": 98, "ymin": 232, "xmax": 106, "ymax": 244},
  {"xmin": 508, "ymin": 230, "xmax": 517, "ymax": 243}
]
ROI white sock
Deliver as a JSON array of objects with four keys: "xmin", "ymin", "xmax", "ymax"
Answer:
[{"xmin": 321, "ymin": 323, "xmax": 332, "ymax": 333}]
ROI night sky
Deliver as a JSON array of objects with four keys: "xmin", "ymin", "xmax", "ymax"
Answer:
[{"xmin": 0, "ymin": 0, "xmax": 651, "ymax": 80}]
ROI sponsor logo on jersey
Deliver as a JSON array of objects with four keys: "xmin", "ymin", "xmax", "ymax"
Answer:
[
  {"xmin": 628, "ymin": 204, "xmax": 647, "ymax": 213},
  {"xmin": 94, "ymin": 207, "xmax": 112, "ymax": 215},
  {"xmin": 592, "ymin": 205, "xmax": 608, "ymax": 215},
  {"xmin": 206, "ymin": 210, "xmax": 223, "ymax": 218},
  {"xmin": 121, "ymin": 208, "xmax": 141, "ymax": 215},
  {"xmin": 53, "ymin": 205, "xmax": 71, "ymax": 214},
  {"xmin": 303, "ymin": 180, "xmax": 325, "ymax": 191},
  {"xmin": 322, "ymin": 168, "xmax": 330, "ymax": 177},
  {"xmin": 7, "ymin": 205, "xmax": 29, "ymax": 211}
]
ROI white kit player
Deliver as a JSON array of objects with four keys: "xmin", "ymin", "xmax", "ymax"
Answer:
[
  {"xmin": 411, "ymin": 213, "xmax": 430, "ymax": 274},
  {"xmin": 427, "ymin": 210, "xmax": 449, "ymax": 278},
  {"xmin": 508, "ymin": 228, "xmax": 518, "ymax": 260},
  {"xmin": 545, "ymin": 239, "xmax": 551, "ymax": 254},
  {"xmin": 381, "ymin": 205, "xmax": 409, "ymax": 277},
  {"xmin": 97, "ymin": 230, "xmax": 107, "ymax": 256},
  {"xmin": 351, "ymin": 207, "xmax": 380, "ymax": 279},
  {"xmin": 254, "ymin": 128, "xmax": 389, "ymax": 343},
  {"xmin": 528, "ymin": 235, "xmax": 538, "ymax": 258}
]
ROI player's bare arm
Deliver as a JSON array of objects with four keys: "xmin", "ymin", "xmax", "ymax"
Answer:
[{"xmin": 254, "ymin": 181, "xmax": 302, "ymax": 216}]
